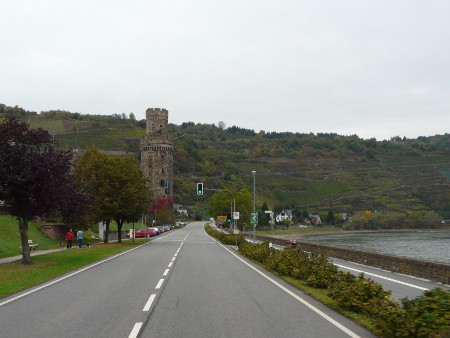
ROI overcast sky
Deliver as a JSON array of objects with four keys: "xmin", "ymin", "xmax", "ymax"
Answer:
[{"xmin": 1, "ymin": 1, "xmax": 449, "ymax": 140}]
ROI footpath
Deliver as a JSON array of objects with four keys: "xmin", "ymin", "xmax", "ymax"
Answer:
[
  {"xmin": 0, "ymin": 248, "xmax": 68, "ymax": 264},
  {"xmin": 0, "ymin": 240, "xmax": 123, "ymax": 265}
]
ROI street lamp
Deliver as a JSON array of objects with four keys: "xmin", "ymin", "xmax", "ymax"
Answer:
[
  {"xmin": 252, "ymin": 170, "xmax": 256, "ymax": 243},
  {"xmin": 252, "ymin": 171, "xmax": 256, "ymax": 212}
]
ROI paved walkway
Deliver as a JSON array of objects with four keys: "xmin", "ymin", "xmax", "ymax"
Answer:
[{"xmin": 0, "ymin": 248, "xmax": 66, "ymax": 264}]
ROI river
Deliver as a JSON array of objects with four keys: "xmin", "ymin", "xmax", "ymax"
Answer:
[{"xmin": 303, "ymin": 230, "xmax": 450, "ymax": 264}]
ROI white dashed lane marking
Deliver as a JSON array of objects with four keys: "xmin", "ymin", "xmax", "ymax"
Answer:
[{"xmin": 128, "ymin": 237, "xmax": 186, "ymax": 337}]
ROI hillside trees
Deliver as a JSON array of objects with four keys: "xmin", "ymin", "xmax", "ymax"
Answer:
[
  {"xmin": 0, "ymin": 117, "xmax": 79, "ymax": 264},
  {"xmin": 74, "ymin": 148, "xmax": 149, "ymax": 242}
]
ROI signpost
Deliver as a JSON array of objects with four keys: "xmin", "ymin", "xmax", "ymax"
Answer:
[{"xmin": 251, "ymin": 212, "xmax": 258, "ymax": 243}]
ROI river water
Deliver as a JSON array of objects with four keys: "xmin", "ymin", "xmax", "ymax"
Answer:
[{"xmin": 303, "ymin": 230, "xmax": 450, "ymax": 264}]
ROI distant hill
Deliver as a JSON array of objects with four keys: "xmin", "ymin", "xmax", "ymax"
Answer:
[{"xmin": 2, "ymin": 104, "xmax": 449, "ymax": 223}]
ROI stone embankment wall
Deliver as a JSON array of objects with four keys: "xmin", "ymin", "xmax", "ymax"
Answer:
[
  {"xmin": 40, "ymin": 225, "xmax": 126, "ymax": 242},
  {"xmin": 40, "ymin": 224, "xmax": 67, "ymax": 239},
  {"xmin": 246, "ymin": 234, "xmax": 450, "ymax": 285}
]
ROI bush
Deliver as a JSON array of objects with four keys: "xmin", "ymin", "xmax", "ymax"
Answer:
[
  {"xmin": 329, "ymin": 273, "xmax": 393, "ymax": 315},
  {"xmin": 239, "ymin": 241, "xmax": 270, "ymax": 263},
  {"xmin": 264, "ymin": 248, "xmax": 302, "ymax": 277},
  {"xmin": 209, "ymin": 225, "xmax": 450, "ymax": 337},
  {"xmin": 306, "ymin": 252, "xmax": 339, "ymax": 289},
  {"xmin": 379, "ymin": 288, "xmax": 450, "ymax": 338},
  {"xmin": 204, "ymin": 225, "xmax": 245, "ymax": 246},
  {"xmin": 219, "ymin": 232, "xmax": 245, "ymax": 246}
]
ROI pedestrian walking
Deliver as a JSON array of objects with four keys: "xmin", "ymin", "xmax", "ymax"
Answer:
[
  {"xmin": 66, "ymin": 229, "xmax": 74, "ymax": 249},
  {"xmin": 76, "ymin": 229, "xmax": 84, "ymax": 248}
]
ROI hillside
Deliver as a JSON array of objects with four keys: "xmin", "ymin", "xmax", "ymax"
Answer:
[{"xmin": 1, "ymin": 105, "xmax": 449, "ymax": 223}]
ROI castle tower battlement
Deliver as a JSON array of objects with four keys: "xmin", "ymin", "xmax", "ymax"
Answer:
[
  {"xmin": 145, "ymin": 108, "xmax": 169, "ymax": 136},
  {"xmin": 140, "ymin": 108, "xmax": 173, "ymax": 199}
]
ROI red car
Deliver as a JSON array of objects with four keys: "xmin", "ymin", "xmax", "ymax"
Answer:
[{"xmin": 127, "ymin": 228, "xmax": 157, "ymax": 238}]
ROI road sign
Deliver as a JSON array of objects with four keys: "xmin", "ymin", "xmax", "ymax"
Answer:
[
  {"xmin": 233, "ymin": 211, "xmax": 240, "ymax": 219},
  {"xmin": 250, "ymin": 212, "xmax": 258, "ymax": 225}
]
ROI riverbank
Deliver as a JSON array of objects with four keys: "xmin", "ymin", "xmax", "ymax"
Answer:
[{"xmin": 250, "ymin": 229, "xmax": 450, "ymax": 285}]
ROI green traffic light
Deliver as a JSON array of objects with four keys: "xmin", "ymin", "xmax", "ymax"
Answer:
[{"xmin": 197, "ymin": 183, "xmax": 203, "ymax": 195}]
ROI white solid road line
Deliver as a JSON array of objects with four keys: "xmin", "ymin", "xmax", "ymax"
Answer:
[
  {"xmin": 0, "ymin": 244, "xmax": 147, "ymax": 308},
  {"xmin": 334, "ymin": 263, "xmax": 429, "ymax": 291},
  {"xmin": 128, "ymin": 322, "xmax": 143, "ymax": 338},
  {"xmin": 219, "ymin": 243, "xmax": 361, "ymax": 338}
]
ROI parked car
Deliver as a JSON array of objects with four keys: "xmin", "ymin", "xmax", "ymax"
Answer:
[
  {"xmin": 163, "ymin": 224, "xmax": 172, "ymax": 231},
  {"xmin": 157, "ymin": 226, "xmax": 165, "ymax": 233},
  {"xmin": 150, "ymin": 227, "xmax": 160, "ymax": 235},
  {"xmin": 126, "ymin": 228, "xmax": 157, "ymax": 238}
]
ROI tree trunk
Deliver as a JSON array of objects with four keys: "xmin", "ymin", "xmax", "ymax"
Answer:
[
  {"xmin": 117, "ymin": 220, "xmax": 123, "ymax": 243},
  {"xmin": 104, "ymin": 220, "xmax": 110, "ymax": 243},
  {"xmin": 19, "ymin": 216, "xmax": 32, "ymax": 264}
]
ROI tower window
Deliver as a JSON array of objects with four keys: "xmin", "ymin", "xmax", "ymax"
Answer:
[{"xmin": 160, "ymin": 180, "xmax": 165, "ymax": 187}]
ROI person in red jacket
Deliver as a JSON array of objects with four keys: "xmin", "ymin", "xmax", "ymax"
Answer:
[{"xmin": 66, "ymin": 229, "xmax": 75, "ymax": 249}]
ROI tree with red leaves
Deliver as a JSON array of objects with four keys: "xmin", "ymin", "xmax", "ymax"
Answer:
[
  {"xmin": 0, "ymin": 117, "xmax": 81, "ymax": 264},
  {"xmin": 148, "ymin": 195, "xmax": 174, "ymax": 225}
]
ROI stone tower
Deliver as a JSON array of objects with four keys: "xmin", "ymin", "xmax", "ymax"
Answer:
[{"xmin": 140, "ymin": 108, "xmax": 174, "ymax": 199}]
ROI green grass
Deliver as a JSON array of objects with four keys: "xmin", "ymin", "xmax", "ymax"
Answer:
[
  {"xmin": 279, "ymin": 275, "xmax": 377, "ymax": 333},
  {"xmin": 28, "ymin": 118, "xmax": 64, "ymax": 134},
  {"xmin": 0, "ymin": 215, "xmax": 145, "ymax": 259},
  {"xmin": 0, "ymin": 215, "xmax": 61, "ymax": 258},
  {"xmin": 0, "ymin": 241, "xmax": 146, "ymax": 298}
]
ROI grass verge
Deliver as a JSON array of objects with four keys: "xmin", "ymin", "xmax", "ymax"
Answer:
[
  {"xmin": 278, "ymin": 275, "xmax": 377, "ymax": 333},
  {"xmin": 0, "ymin": 241, "xmax": 146, "ymax": 299}
]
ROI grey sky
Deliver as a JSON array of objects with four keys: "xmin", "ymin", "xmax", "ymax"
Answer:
[{"xmin": 1, "ymin": 0, "xmax": 449, "ymax": 140}]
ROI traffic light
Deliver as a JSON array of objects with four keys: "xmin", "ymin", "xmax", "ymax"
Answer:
[
  {"xmin": 227, "ymin": 212, "xmax": 232, "ymax": 223},
  {"xmin": 164, "ymin": 181, "xmax": 170, "ymax": 194},
  {"xmin": 197, "ymin": 183, "xmax": 204, "ymax": 195}
]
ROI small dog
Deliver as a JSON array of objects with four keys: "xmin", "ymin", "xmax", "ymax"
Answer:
[
  {"xmin": 59, "ymin": 241, "xmax": 65, "ymax": 249},
  {"xmin": 86, "ymin": 243, "xmax": 91, "ymax": 248}
]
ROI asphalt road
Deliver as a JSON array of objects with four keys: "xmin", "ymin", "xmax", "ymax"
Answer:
[
  {"xmin": 0, "ymin": 222, "xmax": 375, "ymax": 338},
  {"xmin": 331, "ymin": 258, "xmax": 447, "ymax": 301}
]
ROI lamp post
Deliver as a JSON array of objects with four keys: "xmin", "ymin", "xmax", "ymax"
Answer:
[
  {"xmin": 252, "ymin": 170, "xmax": 256, "ymax": 243},
  {"xmin": 252, "ymin": 171, "xmax": 256, "ymax": 212}
]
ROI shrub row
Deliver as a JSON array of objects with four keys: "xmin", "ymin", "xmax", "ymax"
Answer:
[
  {"xmin": 205, "ymin": 226, "xmax": 450, "ymax": 337},
  {"xmin": 204, "ymin": 225, "xmax": 246, "ymax": 246}
]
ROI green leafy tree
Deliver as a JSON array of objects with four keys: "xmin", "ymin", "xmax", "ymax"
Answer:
[
  {"xmin": 0, "ymin": 117, "xmax": 78, "ymax": 264},
  {"xmin": 74, "ymin": 149, "xmax": 113, "ymax": 241},
  {"xmin": 208, "ymin": 189, "xmax": 236, "ymax": 217},
  {"xmin": 236, "ymin": 188, "xmax": 252, "ymax": 227},
  {"xmin": 261, "ymin": 201, "xmax": 269, "ymax": 213},
  {"xmin": 109, "ymin": 156, "xmax": 149, "ymax": 242},
  {"xmin": 326, "ymin": 210, "xmax": 335, "ymax": 225},
  {"xmin": 74, "ymin": 148, "xmax": 149, "ymax": 242},
  {"xmin": 208, "ymin": 188, "xmax": 252, "ymax": 228}
]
